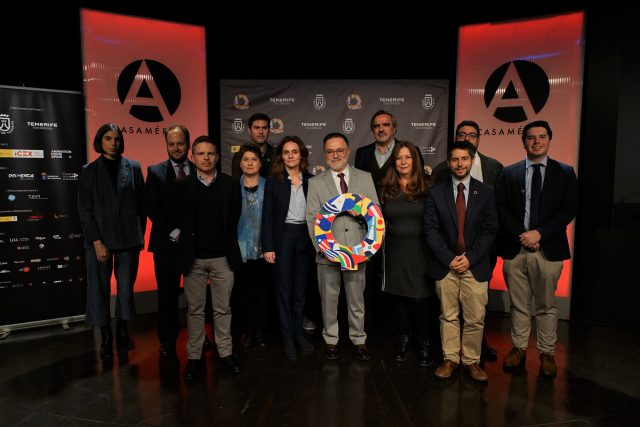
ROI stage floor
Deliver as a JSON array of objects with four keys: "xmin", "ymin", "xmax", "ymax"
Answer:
[{"xmin": 1, "ymin": 311, "xmax": 639, "ymax": 426}]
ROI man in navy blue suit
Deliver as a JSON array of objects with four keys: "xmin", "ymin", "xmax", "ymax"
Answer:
[
  {"xmin": 496, "ymin": 120, "xmax": 578, "ymax": 378},
  {"xmin": 144, "ymin": 125, "xmax": 194, "ymax": 358},
  {"xmin": 424, "ymin": 141, "xmax": 498, "ymax": 382}
]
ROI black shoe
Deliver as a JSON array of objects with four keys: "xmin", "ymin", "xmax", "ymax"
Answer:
[
  {"xmin": 115, "ymin": 319, "xmax": 135, "ymax": 351},
  {"xmin": 255, "ymin": 331, "xmax": 267, "ymax": 348},
  {"xmin": 221, "ymin": 355, "xmax": 241, "ymax": 373},
  {"xmin": 393, "ymin": 335, "xmax": 411, "ymax": 363},
  {"xmin": 99, "ymin": 326, "xmax": 113, "ymax": 360},
  {"xmin": 481, "ymin": 336, "xmax": 498, "ymax": 362},
  {"xmin": 183, "ymin": 359, "xmax": 201, "ymax": 382},
  {"xmin": 203, "ymin": 335, "xmax": 212, "ymax": 352},
  {"xmin": 324, "ymin": 344, "xmax": 339, "ymax": 360},
  {"xmin": 160, "ymin": 341, "xmax": 176, "ymax": 358},
  {"xmin": 418, "ymin": 338, "xmax": 434, "ymax": 367},
  {"xmin": 354, "ymin": 344, "xmax": 371, "ymax": 361},
  {"xmin": 283, "ymin": 341, "xmax": 297, "ymax": 360}
]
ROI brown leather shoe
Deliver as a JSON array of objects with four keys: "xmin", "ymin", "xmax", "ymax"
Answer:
[
  {"xmin": 540, "ymin": 353, "xmax": 557, "ymax": 377},
  {"xmin": 464, "ymin": 363, "xmax": 488, "ymax": 382},
  {"xmin": 503, "ymin": 347, "xmax": 527, "ymax": 369},
  {"xmin": 354, "ymin": 344, "xmax": 371, "ymax": 361},
  {"xmin": 324, "ymin": 344, "xmax": 339, "ymax": 360},
  {"xmin": 434, "ymin": 360, "xmax": 459, "ymax": 379}
]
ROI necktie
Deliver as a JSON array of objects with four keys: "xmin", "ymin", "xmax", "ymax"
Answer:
[
  {"xmin": 455, "ymin": 182, "xmax": 466, "ymax": 255},
  {"xmin": 529, "ymin": 163, "xmax": 542, "ymax": 230},
  {"xmin": 337, "ymin": 172, "xmax": 348, "ymax": 194},
  {"xmin": 177, "ymin": 163, "xmax": 186, "ymax": 180}
]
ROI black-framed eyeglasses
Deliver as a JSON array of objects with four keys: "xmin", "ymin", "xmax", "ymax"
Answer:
[
  {"xmin": 456, "ymin": 131, "xmax": 478, "ymax": 139},
  {"xmin": 325, "ymin": 148, "xmax": 346, "ymax": 156}
]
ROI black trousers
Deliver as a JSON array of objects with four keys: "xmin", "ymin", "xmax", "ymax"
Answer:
[{"xmin": 153, "ymin": 250, "xmax": 182, "ymax": 344}]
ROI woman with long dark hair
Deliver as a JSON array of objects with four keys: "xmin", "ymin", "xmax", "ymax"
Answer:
[{"xmin": 378, "ymin": 141, "xmax": 435, "ymax": 367}]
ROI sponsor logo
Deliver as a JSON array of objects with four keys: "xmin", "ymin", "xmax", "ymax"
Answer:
[
  {"xmin": 9, "ymin": 238, "xmax": 29, "ymax": 242},
  {"xmin": 270, "ymin": 118, "xmax": 284, "ymax": 134},
  {"xmin": 68, "ymin": 233, "xmax": 82, "ymax": 239},
  {"xmin": 8, "ymin": 173, "xmax": 35, "ymax": 180},
  {"xmin": 56, "ymin": 264, "xmax": 69, "ymax": 269},
  {"xmin": 343, "ymin": 118, "xmax": 355, "ymax": 134},
  {"xmin": 41, "ymin": 172, "xmax": 61, "ymax": 180},
  {"xmin": 50, "ymin": 149, "xmax": 72, "ymax": 159},
  {"xmin": 34, "ymin": 236, "xmax": 46, "ymax": 240},
  {"xmin": 62, "ymin": 172, "xmax": 79, "ymax": 180},
  {"xmin": 7, "ymin": 194, "xmax": 16, "ymax": 201},
  {"xmin": 421, "ymin": 146, "xmax": 437, "ymax": 154},
  {"xmin": 38, "ymin": 265, "xmax": 51, "ymax": 271},
  {"xmin": 346, "ymin": 94, "xmax": 362, "ymax": 110},
  {"xmin": 0, "ymin": 270, "xmax": 10, "ymax": 274},
  {"xmin": 17, "ymin": 245, "xmax": 30, "ymax": 250},
  {"xmin": 117, "ymin": 59, "xmax": 181, "ymax": 122},
  {"xmin": 422, "ymin": 94, "xmax": 434, "ymax": 110},
  {"xmin": 26, "ymin": 121, "xmax": 58, "ymax": 130},
  {"xmin": 0, "ymin": 113, "xmax": 15, "ymax": 134},
  {"xmin": 411, "ymin": 122, "xmax": 437, "ymax": 129},
  {"xmin": 484, "ymin": 60, "xmax": 549, "ymax": 123},
  {"xmin": 232, "ymin": 118, "xmax": 244, "ymax": 134},
  {"xmin": 234, "ymin": 94, "xmax": 250, "ymax": 110},
  {"xmin": 13, "ymin": 260, "xmax": 25, "ymax": 264},
  {"xmin": 379, "ymin": 97, "xmax": 405, "ymax": 105},
  {"xmin": 313, "ymin": 94, "xmax": 326, "ymax": 110},
  {"xmin": 54, "ymin": 213, "xmax": 69, "ymax": 219},
  {"xmin": 0, "ymin": 216, "xmax": 18, "ymax": 222},
  {"xmin": 27, "ymin": 213, "xmax": 44, "ymax": 222},
  {"xmin": 0, "ymin": 149, "xmax": 45, "ymax": 158},
  {"xmin": 18, "ymin": 266, "xmax": 30, "ymax": 272},
  {"xmin": 28, "ymin": 194, "xmax": 48, "ymax": 200},
  {"xmin": 300, "ymin": 122, "xmax": 326, "ymax": 131},
  {"xmin": 52, "ymin": 234, "xmax": 62, "ymax": 240},
  {"xmin": 270, "ymin": 97, "xmax": 295, "ymax": 105},
  {"xmin": 30, "ymin": 259, "xmax": 42, "ymax": 263}
]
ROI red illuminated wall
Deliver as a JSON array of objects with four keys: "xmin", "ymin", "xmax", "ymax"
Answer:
[
  {"xmin": 81, "ymin": 9, "xmax": 207, "ymax": 293},
  {"xmin": 456, "ymin": 12, "xmax": 584, "ymax": 308}
]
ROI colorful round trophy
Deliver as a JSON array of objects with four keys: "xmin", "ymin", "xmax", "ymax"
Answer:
[{"xmin": 314, "ymin": 193, "xmax": 385, "ymax": 270}]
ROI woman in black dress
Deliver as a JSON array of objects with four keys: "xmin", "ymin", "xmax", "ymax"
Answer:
[{"xmin": 379, "ymin": 141, "xmax": 434, "ymax": 366}]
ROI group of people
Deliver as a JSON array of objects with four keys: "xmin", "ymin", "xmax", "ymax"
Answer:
[{"xmin": 77, "ymin": 110, "xmax": 578, "ymax": 384}]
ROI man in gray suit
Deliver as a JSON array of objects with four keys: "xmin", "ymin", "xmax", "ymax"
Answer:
[{"xmin": 306, "ymin": 132, "xmax": 379, "ymax": 361}]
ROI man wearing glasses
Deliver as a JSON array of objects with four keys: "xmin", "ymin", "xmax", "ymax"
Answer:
[
  {"xmin": 432, "ymin": 120, "xmax": 503, "ymax": 361},
  {"xmin": 306, "ymin": 132, "xmax": 379, "ymax": 361}
]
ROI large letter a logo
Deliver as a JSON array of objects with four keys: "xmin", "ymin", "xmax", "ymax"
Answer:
[
  {"xmin": 117, "ymin": 59, "xmax": 181, "ymax": 122},
  {"xmin": 484, "ymin": 60, "xmax": 549, "ymax": 123}
]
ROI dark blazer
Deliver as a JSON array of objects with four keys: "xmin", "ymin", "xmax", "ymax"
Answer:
[
  {"xmin": 78, "ymin": 156, "xmax": 145, "ymax": 250},
  {"xmin": 354, "ymin": 141, "xmax": 395, "ymax": 186},
  {"xmin": 168, "ymin": 172, "xmax": 242, "ymax": 274},
  {"xmin": 432, "ymin": 152, "xmax": 504, "ymax": 189},
  {"xmin": 261, "ymin": 171, "xmax": 313, "ymax": 255},
  {"xmin": 144, "ymin": 159, "xmax": 195, "ymax": 253},
  {"xmin": 232, "ymin": 143, "xmax": 275, "ymax": 178},
  {"xmin": 423, "ymin": 177, "xmax": 498, "ymax": 282},
  {"xmin": 495, "ymin": 158, "xmax": 578, "ymax": 261}
]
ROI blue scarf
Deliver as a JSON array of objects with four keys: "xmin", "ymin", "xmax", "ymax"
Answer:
[{"xmin": 238, "ymin": 175, "xmax": 265, "ymax": 262}]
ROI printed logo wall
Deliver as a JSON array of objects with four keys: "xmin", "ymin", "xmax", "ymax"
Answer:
[
  {"xmin": 456, "ymin": 12, "xmax": 585, "ymax": 318},
  {"xmin": 0, "ymin": 85, "xmax": 86, "ymax": 326},
  {"xmin": 220, "ymin": 80, "xmax": 448, "ymax": 175},
  {"xmin": 81, "ymin": 9, "xmax": 207, "ymax": 293}
]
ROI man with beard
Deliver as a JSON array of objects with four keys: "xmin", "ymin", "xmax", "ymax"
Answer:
[
  {"xmin": 424, "ymin": 141, "xmax": 497, "ymax": 382},
  {"xmin": 306, "ymin": 132, "xmax": 379, "ymax": 361}
]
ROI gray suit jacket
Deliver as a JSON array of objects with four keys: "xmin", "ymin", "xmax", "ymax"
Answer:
[
  {"xmin": 78, "ymin": 156, "xmax": 146, "ymax": 250},
  {"xmin": 306, "ymin": 166, "xmax": 379, "ymax": 265}
]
